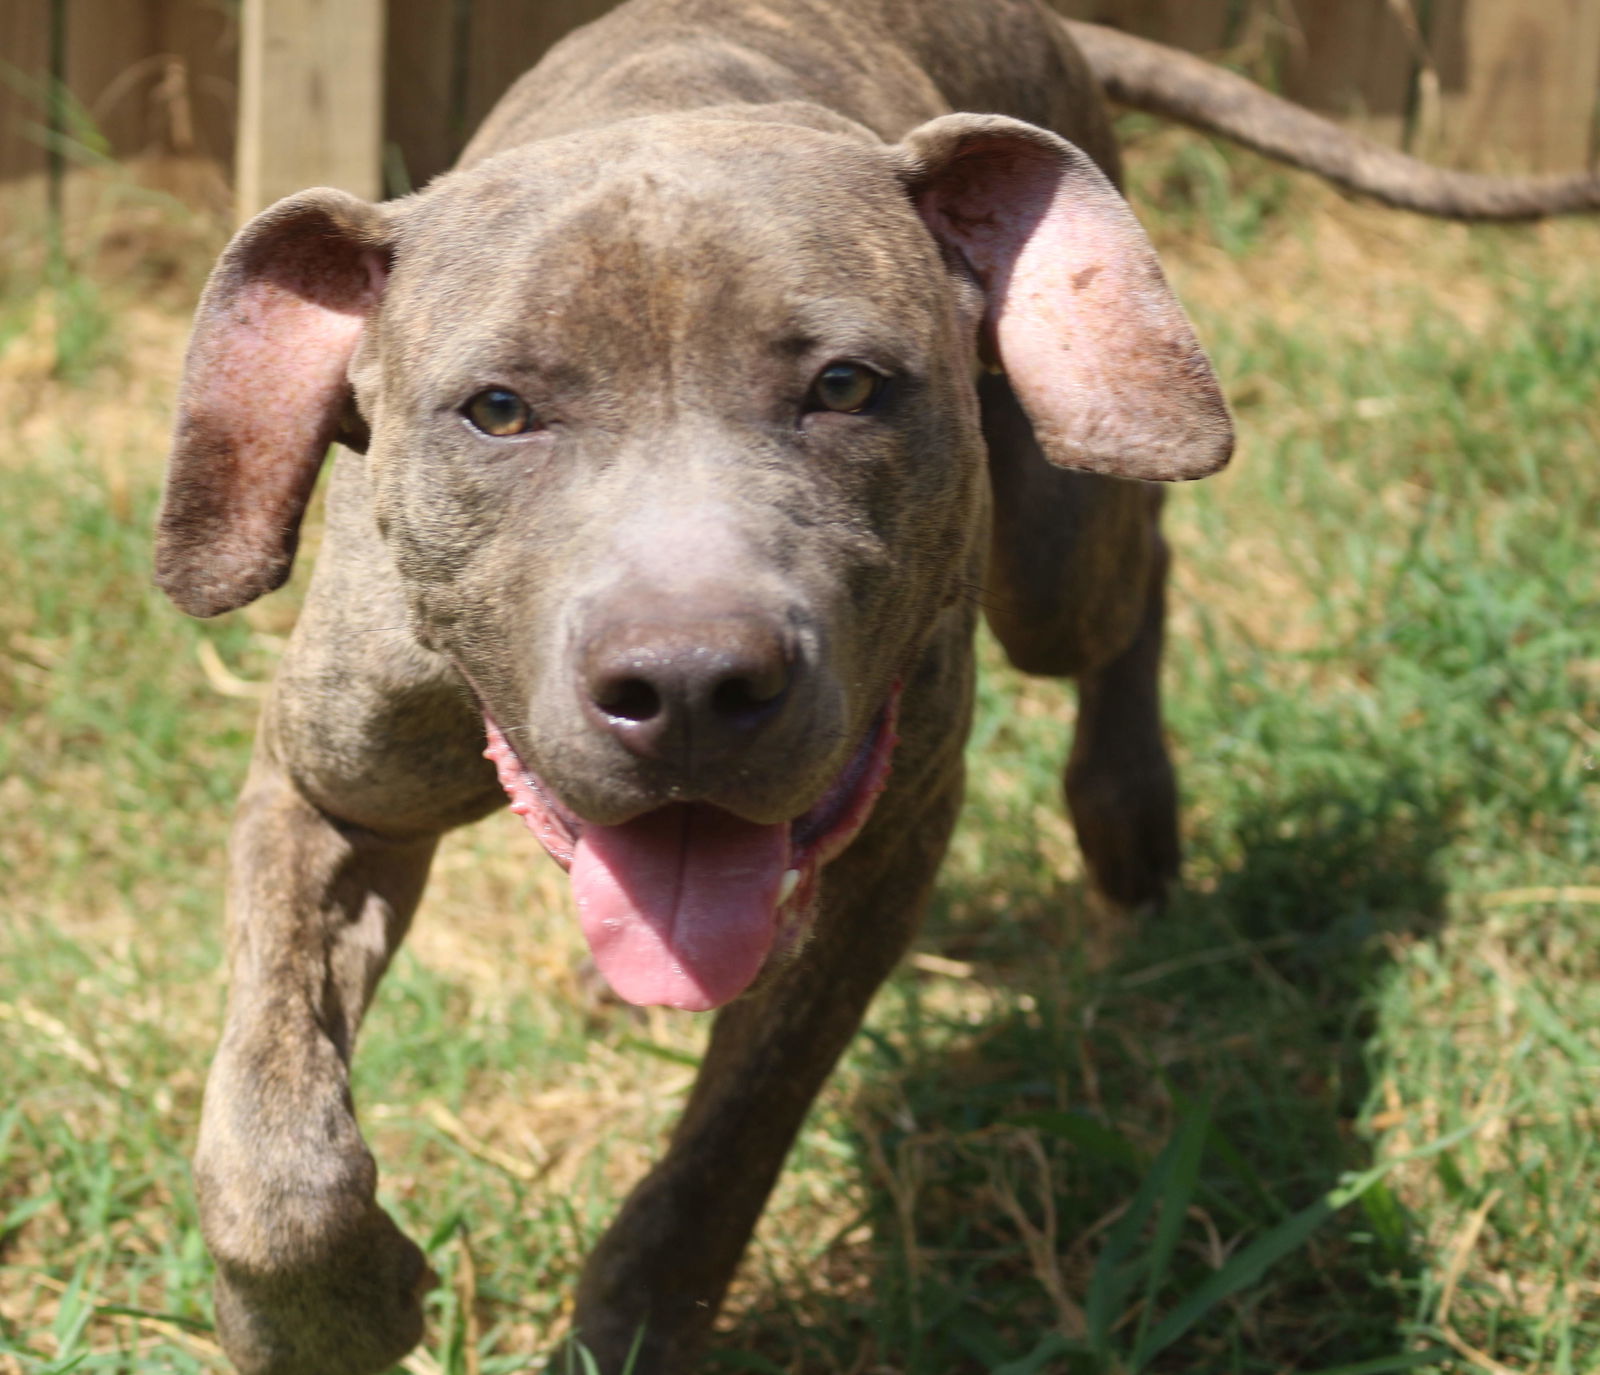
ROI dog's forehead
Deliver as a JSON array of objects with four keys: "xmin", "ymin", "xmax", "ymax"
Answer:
[{"xmin": 386, "ymin": 116, "xmax": 946, "ymax": 359}]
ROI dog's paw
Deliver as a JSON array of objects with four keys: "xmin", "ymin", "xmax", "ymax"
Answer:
[{"xmin": 211, "ymin": 1204, "xmax": 436, "ymax": 1375}]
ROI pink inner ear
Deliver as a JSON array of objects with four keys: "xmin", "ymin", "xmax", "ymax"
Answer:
[
  {"xmin": 199, "ymin": 249, "xmax": 385, "ymax": 546},
  {"xmin": 161, "ymin": 220, "xmax": 388, "ymax": 616},
  {"xmin": 919, "ymin": 135, "xmax": 1232, "ymax": 482}
]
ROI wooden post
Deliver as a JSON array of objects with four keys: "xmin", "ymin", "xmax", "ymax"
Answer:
[
  {"xmin": 1429, "ymin": 0, "xmax": 1600, "ymax": 172},
  {"xmin": 236, "ymin": 0, "xmax": 384, "ymax": 221}
]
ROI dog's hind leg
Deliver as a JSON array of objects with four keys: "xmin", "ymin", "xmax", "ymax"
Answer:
[
  {"xmin": 978, "ymin": 372, "xmax": 1180, "ymax": 909},
  {"xmin": 1062, "ymin": 526, "xmax": 1180, "ymax": 908}
]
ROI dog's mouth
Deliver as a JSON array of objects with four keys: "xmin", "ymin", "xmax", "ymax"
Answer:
[{"xmin": 483, "ymin": 689, "xmax": 900, "ymax": 1011}]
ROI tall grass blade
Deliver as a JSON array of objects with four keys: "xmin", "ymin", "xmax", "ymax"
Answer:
[
  {"xmin": 1084, "ymin": 1116, "xmax": 1184, "ymax": 1353},
  {"xmin": 991, "ymin": 1331, "xmax": 1076, "ymax": 1375},
  {"xmin": 1130, "ymin": 1104, "xmax": 1209, "ymax": 1367},
  {"xmin": 1137, "ymin": 1118, "xmax": 1495, "ymax": 1362}
]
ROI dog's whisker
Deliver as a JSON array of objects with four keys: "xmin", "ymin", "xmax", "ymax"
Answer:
[{"xmin": 953, "ymin": 577, "xmax": 1024, "ymax": 617}]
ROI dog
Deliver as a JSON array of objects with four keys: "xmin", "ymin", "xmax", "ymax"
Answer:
[{"xmin": 154, "ymin": 2, "xmax": 1600, "ymax": 1370}]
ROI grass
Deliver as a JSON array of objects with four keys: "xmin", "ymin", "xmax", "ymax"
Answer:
[{"xmin": 2, "ymin": 124, "xmax": 1598, "ymax": 1373}]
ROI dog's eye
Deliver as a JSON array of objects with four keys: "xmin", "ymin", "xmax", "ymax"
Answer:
[
  {"xmin": 462, "ymin": 388, "xmax": 538, "ymax": 437},
  {"xmin": 807, "ymin": 363, "xmax": 885, "ymax": 415}
]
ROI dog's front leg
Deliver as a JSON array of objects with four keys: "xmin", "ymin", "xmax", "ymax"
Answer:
[
  {"xmin": 566, "ymin": 778, "xmax": 964, "ymax": 1374},
  {"xmin": 195, "ymin": 750, "xmax": 439, "ymax": 1375}
]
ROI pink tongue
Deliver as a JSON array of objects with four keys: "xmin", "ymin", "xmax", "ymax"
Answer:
[{"xmin": 570, "ymin": 804, "xmax": 789, "ymax": 1011}]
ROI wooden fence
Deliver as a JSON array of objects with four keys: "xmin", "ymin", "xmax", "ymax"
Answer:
[{"xmin": 3, "ymin": 0, "xmax": 1599, "ymax": 227}]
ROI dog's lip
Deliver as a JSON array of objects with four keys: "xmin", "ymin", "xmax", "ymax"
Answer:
[
  {"xmin": 488, "ymin": 743, "xmax": 583, "ymax": 867},
  {"xmin": 482, "ymin": 688, "xmax": 901, "ymax": 880}
]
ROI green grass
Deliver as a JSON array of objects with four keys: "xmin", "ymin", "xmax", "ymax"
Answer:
[{"xmin": 3, "ymin": 132, "xmax": 1598, "ymax": 1373}]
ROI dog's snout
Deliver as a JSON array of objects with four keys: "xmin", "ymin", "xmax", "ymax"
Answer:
[{"xmin": 581, "ymin": 616, "xmax": 794, "ymax": 763}]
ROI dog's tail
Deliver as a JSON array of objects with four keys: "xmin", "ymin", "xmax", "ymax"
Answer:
[{"xmin": 1063, "ymin": 19, "xmax": 1600, "ymax": 221}]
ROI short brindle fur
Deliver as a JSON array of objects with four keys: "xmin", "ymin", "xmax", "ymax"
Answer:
[{"xmin": 155, "ymin": 2, "xmax": 1599, "ymax": 1370}]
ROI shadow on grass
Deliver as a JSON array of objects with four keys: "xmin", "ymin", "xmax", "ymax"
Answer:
[{"xmin": 718, "ymin": 770, "xmax": 1454, "ymax": 1374}]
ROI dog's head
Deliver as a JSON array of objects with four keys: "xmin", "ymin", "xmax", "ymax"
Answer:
[{"xmin": 156, "ymin": 111, "xmax": 1230, "ymax": 1010}]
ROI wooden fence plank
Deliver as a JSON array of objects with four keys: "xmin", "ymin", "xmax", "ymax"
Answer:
[
  {"xmin": 0, "ymin": 0, "xmax": 52, "ymax": 202},
  {"xmin": 385, "ymin": 0, "xmax": 460, "ymax": 192},
  {"xmin": 63, "ymin": 0, "xmax": 159, "ymax": 161},
  {"xmin": 1049, "ymin": 0, "xmax": 1234, "ymax": 52},
  {"xmin": 236, "ymin": 0, "xmax": 384, "ymax": 219},
  {"xmin": 156, "ymin": 0, "xmax": 239, "ymax": 174},
  {"xmin": 1281, "ymin": 0, "xmax": 1416, "ymax": 150},
  {"xmin": 1430, "ymin": 0, "xmax": 1600, "ymax": 171},
  {"xmin": 463, "ymin": 0, "xmax": 614, "ymax": 135}
]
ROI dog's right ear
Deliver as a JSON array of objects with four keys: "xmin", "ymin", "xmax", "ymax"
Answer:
[{"xmin": 156, "ymin": 189, "xmax": 392, "ymax": 618}]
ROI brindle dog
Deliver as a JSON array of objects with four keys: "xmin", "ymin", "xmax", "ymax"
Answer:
[{"xmin": 154, "ymin": 1, "xmax": 1599, "ymax": 1370}]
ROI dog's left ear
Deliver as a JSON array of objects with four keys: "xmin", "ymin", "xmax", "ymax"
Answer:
[{"xmin": 898, "ymin": 113, "xmax": 1233, "ymax": 482}]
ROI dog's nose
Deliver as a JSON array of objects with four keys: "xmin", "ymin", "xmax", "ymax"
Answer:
[{"xmin": 580, "ymin": 616, "xmax": 793, "ymax": 763}]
